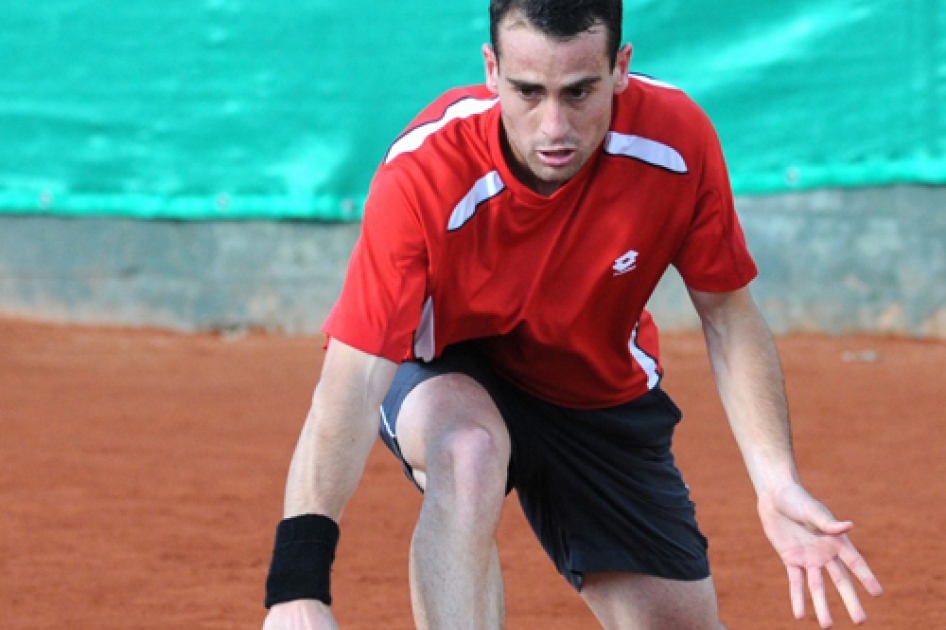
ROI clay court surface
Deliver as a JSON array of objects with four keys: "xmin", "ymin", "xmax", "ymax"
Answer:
[{"xmin": 1, "ymin": 317, "xmax": 943, "ymax": 628}]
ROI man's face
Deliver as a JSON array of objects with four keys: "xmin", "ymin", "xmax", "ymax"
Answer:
[{"xmin": 484, "ymin": 15, "xmax": 631, "ymax": 196}]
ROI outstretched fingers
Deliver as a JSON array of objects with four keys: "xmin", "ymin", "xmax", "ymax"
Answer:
[
  {"xmin": 839, "ymin": 540, "xmax": 884, "ymax": 597},
  {"xmin": 764, "ymin": 486, "xmax": 882, "ymax": 626},
  {"xmin": 786, "ymin": 542, "xmax": 883, "ymax": 628},
  {"xmin": 787, "ymin": 565, "xmax": 806, "ymax": 620},
  {"xmin": 807, "ymin": 564, "xmax": 834, "ymax": 628},
  {"xmin": 826, "ymin": 558, "xmax": 865, "ymax": 625}
]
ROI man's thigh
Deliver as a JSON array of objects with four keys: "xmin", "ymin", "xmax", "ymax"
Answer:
[{"xmin": 581, "ymin": 572, "xmax": 722, "ymax": 630}]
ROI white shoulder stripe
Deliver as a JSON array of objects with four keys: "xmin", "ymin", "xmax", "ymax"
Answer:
[
  {"xmin": 604, "ymin": 132, "xmax": 688, "ymax": 174},
  {"xmin": 448, "ymin": 171, "xmax": 505, "ymax": 231},
  {"xmin": 628, "ymin": 74, "xmax": 682, "ymax": 91},
  {"xmin": 385, "ymin": 97, "xmax": 499, "ymax": 164}
]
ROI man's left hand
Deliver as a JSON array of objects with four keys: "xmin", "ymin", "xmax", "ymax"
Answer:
[{"xmin": 757, "ymin": 483, "xmax": 883, "ymax": 628}]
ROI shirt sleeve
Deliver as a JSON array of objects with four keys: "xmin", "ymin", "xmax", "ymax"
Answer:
[
  {"xmin": 672, "ymin": 116, "xmax": 758, "ymax": 292},
  {"xmin": 322, "ymin": 167, "xmax": 429, "ymax": 362}
]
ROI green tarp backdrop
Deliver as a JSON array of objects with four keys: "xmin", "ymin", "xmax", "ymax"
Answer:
[{"xmin": 2, "ymin": 0, "xmax": 944, "ymax": 220}]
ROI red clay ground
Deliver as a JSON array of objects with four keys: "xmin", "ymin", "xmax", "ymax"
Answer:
[{"xmin": 1, "ymin": 318, "xmax": 943, "ymax": 629}]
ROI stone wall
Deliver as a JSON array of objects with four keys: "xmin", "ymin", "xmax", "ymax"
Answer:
[{"xmin": 1, "ymin": 185, "xmax": 943, "ymax": 337}]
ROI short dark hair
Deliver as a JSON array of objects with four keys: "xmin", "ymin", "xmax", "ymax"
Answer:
[{"xmin": 489, "ymin": 0, "xmax": 623, "ymax": 68}]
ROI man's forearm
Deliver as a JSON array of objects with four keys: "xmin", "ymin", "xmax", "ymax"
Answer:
[
  {"xmin": 265, "ymin": 342, "xmax": 397, "ymax": 612},
  {"xmin": 282, "ymin": 342, "xmax": 398, "ymax": 520},
  {"xmin": 282, "ymin": 396, "xmax": 377, "ymax": 520},
  {"xmin": 693, "ymin": 288, "xmax": 799, "ymax": 495}
]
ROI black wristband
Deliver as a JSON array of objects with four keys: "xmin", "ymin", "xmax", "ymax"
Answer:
[{"xmin": 264, "ymin": 514, "xmax": 340, "ymax": 608}]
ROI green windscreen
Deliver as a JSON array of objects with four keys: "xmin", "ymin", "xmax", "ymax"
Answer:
[{"xmin": 2, "ymin": 0, "xmax": 943, "ymax": 220}]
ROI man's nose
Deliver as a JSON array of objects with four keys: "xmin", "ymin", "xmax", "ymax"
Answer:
[{"xmin": 539, "ymin": 99, "xmax": 568, "ymax": 141}]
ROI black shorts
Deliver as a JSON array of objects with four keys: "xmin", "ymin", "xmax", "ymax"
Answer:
[{"xmin": 379, "ymin": 343, "xmax": 709, "ymax": 590}]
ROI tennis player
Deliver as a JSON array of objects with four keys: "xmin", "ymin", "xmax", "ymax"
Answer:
[{"xmin": 262, "ymin": 1, "xmax": 882, "ymax": 628}]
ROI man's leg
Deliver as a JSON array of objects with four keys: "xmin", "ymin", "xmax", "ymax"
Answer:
[
  {"xmin": 396, "ymin": 373, "xmax": 511, "ymax": 630},
  {"xmin": 580, "ymin": 572, "xmax": 726, "ymax": 630}
]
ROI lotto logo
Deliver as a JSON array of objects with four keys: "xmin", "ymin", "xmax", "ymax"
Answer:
[{"xmin": 613, "ymin": 249, "xmax": 639, "ymax": 276}]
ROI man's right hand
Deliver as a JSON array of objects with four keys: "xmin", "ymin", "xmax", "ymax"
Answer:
[{"xmin": 263, "ymin": 600, "xmax": 340, "ymax": 630}]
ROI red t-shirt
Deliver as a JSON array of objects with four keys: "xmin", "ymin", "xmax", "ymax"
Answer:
[{"xmin": 324, "ymin": 75, "xmax": 757, "ymax": 408}]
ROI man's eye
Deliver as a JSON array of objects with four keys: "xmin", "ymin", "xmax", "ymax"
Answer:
[
  {"xmin": 518, "ymin": 87, "xmax": 540, "ymax": 99},
  {"xmin": 566, "ymin": 88, "xmax": 589, "ymax": 100}
]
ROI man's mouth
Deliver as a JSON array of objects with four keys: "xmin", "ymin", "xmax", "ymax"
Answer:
[{"xmin": 536, "ymin": 148, "xmax": 577, "ymax": 168}]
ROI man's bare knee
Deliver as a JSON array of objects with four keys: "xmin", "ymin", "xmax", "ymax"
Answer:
[
  {"xmin": 429, "ymin": 424, "xmax": 508, "ymax": 487},
  {"xmin": 424, "ymin": 424, "xmax": 509, "ymax": 519},
  {"xmin": 397, "ymin": 374, "xmax": 510, "ymax": 493}
]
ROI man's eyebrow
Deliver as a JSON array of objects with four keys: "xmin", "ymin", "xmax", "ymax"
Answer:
[
  {"xmin": 563, "ymin": 76, "xmax": 603, "ymax": 90},
  {"xmin": 507, "ymin": 78, "xmax": 545, "ymax": 91},
  {"xmin": 506, "ymin": 76, "xmax": 603, "ymax": 91}
]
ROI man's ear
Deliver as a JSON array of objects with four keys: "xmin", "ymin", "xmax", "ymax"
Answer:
[
  {"xmin": 613, "ymin": 43, "xmax": 633, "ymax": 94},
  {"xmin": 483, "ymin": 43, "xmax": 500, "ymax": 94}
]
